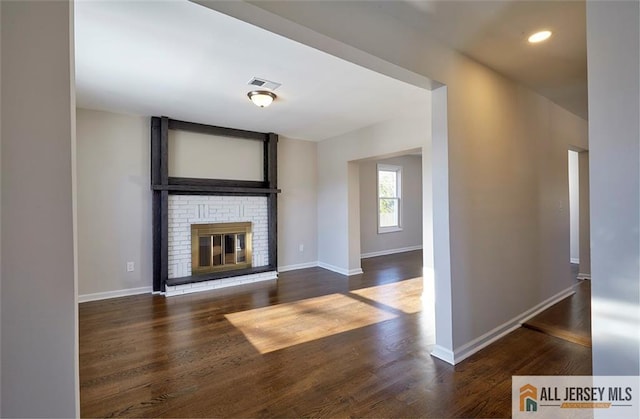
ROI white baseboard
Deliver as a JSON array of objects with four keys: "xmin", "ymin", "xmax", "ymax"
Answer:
[
  {"xmin": 278, "ymin": 261, "xmax": 319, "ymax": 273},
  {"xmin": 431, "ymin": 345, "xmax": 455, "ymax": 365},
  {"xmin": 361, "ymin": 245, "xmax": 423, "ymax": 259},
  {"xmin": 518, "ymin": 285, "xmax": 576, "ymax": 324},
  {"xmin": 570, "ymin": 258, "xmax": 580, "ymax": 264},
  {"xmin": 317, "ymin": 262, "xmax": 363, "ymax": 276},
  {"xmin": 577, "ymin": 273, "xmax": 591, "ymax": 280},
  {"xmin": 79, "ymin": 286, "xmax": 152, "ymax": 303},
  {"xmin": 451, "ymin": 324, "xmax": 523, "ymax": 366},
  {"xmin": 431, "ymin": 285, "xmax": 576, "ymax": 365}
]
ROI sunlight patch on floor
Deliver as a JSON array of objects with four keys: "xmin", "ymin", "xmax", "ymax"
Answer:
[
  {"xmin": 225, "ymin": 277, "xmax": 423, "ymax": 354},
  {"xmin": 350, "ymin": 277, "xmax": 423, "ymax": 314}
]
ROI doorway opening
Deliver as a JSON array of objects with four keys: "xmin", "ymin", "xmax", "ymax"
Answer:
[
  {"xmin": 568, "ymin": 150, "xmax": 580, "ymax": 276},
  {"xmin": 358, "ymin": 151, "xmax": 425, "ymax": 261},
  {"xmin": 568, "ymin": 148, "xmax": 591, "ymax": 281}
]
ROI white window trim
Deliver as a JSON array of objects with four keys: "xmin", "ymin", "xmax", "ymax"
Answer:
[{"xmin": 377, "ymin": 164, "xmax": 403, "ymax": 234}]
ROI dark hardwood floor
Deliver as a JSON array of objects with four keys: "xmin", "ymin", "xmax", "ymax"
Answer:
[
  {"xmin": 80, "ymin": 251, "xmax": 591, "ymax": 418},
  {"xmin": 523, "ymin": 279, "xmax": 592, "ymax": 347}
]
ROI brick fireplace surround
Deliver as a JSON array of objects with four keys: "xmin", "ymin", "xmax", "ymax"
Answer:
[{"xmin": 165, "ymin": 195, "xmax": 274, "ymax": 296}]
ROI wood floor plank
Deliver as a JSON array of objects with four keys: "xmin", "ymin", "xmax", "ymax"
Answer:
[{"xmin": 80, "ymin": 251, "xmax": 591, "ymax": 418}]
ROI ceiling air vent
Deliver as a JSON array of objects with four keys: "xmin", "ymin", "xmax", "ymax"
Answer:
[{"xmin": 248, "ymin": 77, "xmax": 282, "ymax": 91}]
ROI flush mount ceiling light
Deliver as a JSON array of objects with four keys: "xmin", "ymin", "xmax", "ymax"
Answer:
[
  {"xmin": 247, "ymin": 90, "xmax": 277, "ymax": 108},
  {"xmin": 528, "ymin": 30, "xmax": 552, "ymax": 43}
]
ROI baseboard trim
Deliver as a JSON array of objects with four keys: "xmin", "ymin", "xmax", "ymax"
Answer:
[
  {"xmin": 430, "ymin": 345, "xmax": 455, "ymax": 365},
  {"xmin": 437, "ymin": 285, "xmax": 576, "ymax": 365},
  {"xmin": 317, "ymin": 262, "xmax": 346, "ymax": 275},
  {"xmin": 361, "ymin": 245, "xmax": 423, "ymax": 259},
  {"xmin": 570, "ymin": 258, "xmax": 580, "ymax": 264},
  {"xmin": 317, "ymin": 262, "xmax": 363, "ymax": 276},
  {"xmin": 79, "ymin": 286, "xmax": 152, "ymax": 303},
  {"xmin": 278, "ymin": 261, "xmax": 319, "ymax": 273},
  {"xmin": 452, "ymin": 324, "xmax": 523, "ymax": 366},
  {"xmin": 577, "ymin": 273, "xmax": 591, "ymax": 280}
]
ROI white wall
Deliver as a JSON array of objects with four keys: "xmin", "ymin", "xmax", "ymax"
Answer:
[
  {"xmin": 587, "ymin": 0, "xmax": 640, "ymax": 376},
  {"xmin": 347, "ymin": 161, "xmax": 361, "ymax": 272},
  {"xmin": 359, "ymin": 155, "xmax": 422, "ymax": 256},
  {"xmin": 76, "ymin": 109, "xmax": 318, "ymax": 296},
  {"xmin": 578, "ymin": 151, "xmax": 591, "ymax": 278},
  {"xmin": 277, "ymin": 136, "xmax": 318, "ymax": 269},
  {"xmin": 568, "ymin": 150, "xmax": 579, "ymax": 263},
  {"xmin": 430, "ymin": 86, "xmax": 453, "ymax": 355},
  {"xmin": 201, "ymin": 1, "xmax": 589, "ymax": 360},
  {"xmin": 1, "ymin": 1, "xmax": 78, "ymax": 416},
  {"xmin": 317, "ymin": 108, "xmax": 432, "ymax": 276},
  {"xmin": 77, "ymin": 108, "xmax": 152, "ymax": 297},
  {"xmin": 0, "ymin": 1, "xmax": 3, "ymax": 410}
]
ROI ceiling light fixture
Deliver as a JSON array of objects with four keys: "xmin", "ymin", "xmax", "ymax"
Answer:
[
  {"xmin": 528, "ymin": 30, "xmax": 552, "ymax": 43},
  {"xmin": 247, "ymin": 90, "xmax": 277, "ymax": 108}
]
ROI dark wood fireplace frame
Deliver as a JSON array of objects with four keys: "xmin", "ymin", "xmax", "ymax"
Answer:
[{"xmin": 151, "ymin": 117, "xmax": 280, "ymax": 292}]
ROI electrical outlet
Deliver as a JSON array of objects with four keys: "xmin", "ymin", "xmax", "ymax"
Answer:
[
  {"xmin": 126, "ymin": 261, "xmax": 135, "ymax": 272},
  {"xmin": 298, "ymin": 244, "xmax": 304, "ymax": 253}
]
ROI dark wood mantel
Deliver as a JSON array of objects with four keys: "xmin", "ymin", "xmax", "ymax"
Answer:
[{"xmin": 150, "ymin": 116, "xmax": 280, "ymax": 293}]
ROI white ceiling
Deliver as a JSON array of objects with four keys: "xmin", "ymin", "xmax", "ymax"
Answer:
[
  {"xmin": 358, "ymin": 0, "xmax": 588, "ymax": 119},
  {"xmin": 74, "ymin": 1, "xmax": 429, "ymax": 141}
]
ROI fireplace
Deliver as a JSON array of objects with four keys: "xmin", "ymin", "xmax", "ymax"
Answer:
[
  {"xmin": 191, "ymin": 222, "xmax": 252, "ymax": 274},
  {"xmin": 151, "ymin": 116, "xmax": 280, "ymax": 295}
]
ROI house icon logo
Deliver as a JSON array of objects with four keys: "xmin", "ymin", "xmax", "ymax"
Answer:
[{"xmin": 520, "ymin": 384, "xmax": 538, "ymax": 412}]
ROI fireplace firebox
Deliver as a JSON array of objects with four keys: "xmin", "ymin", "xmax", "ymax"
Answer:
[{"xmin": 191, "ymin": 222, "xmax": 252, "ymax": 274}]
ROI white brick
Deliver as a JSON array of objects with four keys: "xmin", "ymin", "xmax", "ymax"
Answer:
[{"xmin": 167, "ymin": 195, "xmax": 269, "ymax": 279}]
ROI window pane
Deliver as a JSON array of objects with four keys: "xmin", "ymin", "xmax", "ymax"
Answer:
[
  {"xmin": 378, "ymin": 170, "xmax": 397, "ymax": 197},
  {"xmin": 379, "ymin": 198, "xmax": 399, "ymax": 227}
]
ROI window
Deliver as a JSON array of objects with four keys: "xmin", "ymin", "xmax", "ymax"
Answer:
[{"xmin": 377, "ymin": 164, "xmax": 402, "ymax": 233}]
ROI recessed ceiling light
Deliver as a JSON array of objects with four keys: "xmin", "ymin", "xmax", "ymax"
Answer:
[{"xmin": 528, "ymin": 30, "xmax": 552, "ymax": 43}]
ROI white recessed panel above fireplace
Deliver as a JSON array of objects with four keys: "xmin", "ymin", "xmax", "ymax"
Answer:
[
  {"xmin": 168, "ymin": 130, "xmax": 264, "ymax": 181},
  {"xmin": 168, "ymin": 195, "xmax": 268, "ymax": 279}
]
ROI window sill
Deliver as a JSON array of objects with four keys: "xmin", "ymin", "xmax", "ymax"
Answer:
[{"xmin": 378, "ymin": 226, "xmax": 403, "ymax": 234}]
